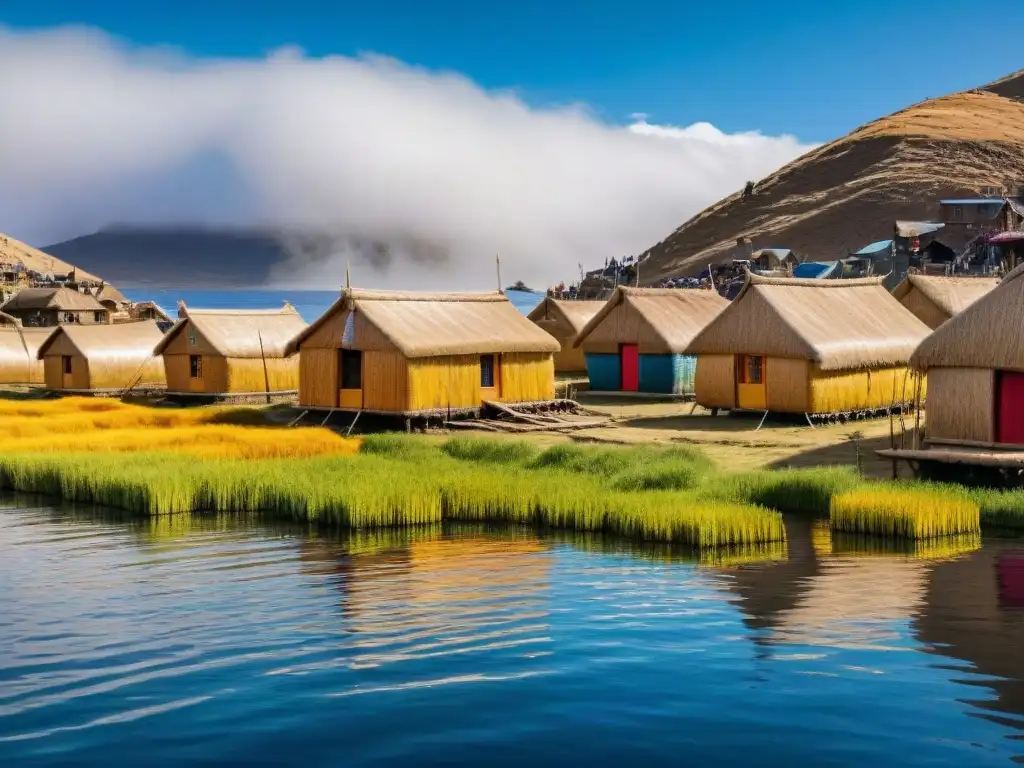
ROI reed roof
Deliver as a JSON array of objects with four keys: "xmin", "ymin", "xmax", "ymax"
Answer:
[
  {"xmin": 285, "ymin": 289, "xmax": 560, "ymax": 358},
  {"xmin": 154, "ymin": 302, "xmax": 307, "ymax": 358},
  {"xmin": 526, "ymin": 298, "xmax": 603, "ymax": 335},
  {"xmin": 92, "ymin": 283, "xmax": 128, "ymax": 305},
  {"xmin": 686, "ymin": 275, "xmax": 931, "ymax": 371},
  {"xmin": 0, "ymin": 326, "xmax": 49, "ymax": 361},
  {"xmin": 36, "ymin": 320, "xmax": 165, "ymax": 361},
  {"xmin": 911, "ymin": 265, "xmax": 1024, "ymax": 371},
  {"xmin": 1, "ymin": 287, "xmax": 106, "ymax": 313},
  {"xmin": 573, "ymin": 286, "xmax": 729, "ymax": 352},
  {"xmin": 892, "ymin": 274, "xmax": 999, "ymax": 318}
]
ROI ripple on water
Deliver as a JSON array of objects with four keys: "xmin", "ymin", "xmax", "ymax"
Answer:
[{"xmin": 1, "ymin": 503, "xmax": 1023, "ymax": 765}]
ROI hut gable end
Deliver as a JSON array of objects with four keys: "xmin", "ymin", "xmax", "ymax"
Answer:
[
  {"xmin": 894, "ymin": 275, "xmax": 999, "ymax": 329},
  {"xmin": 159, "ymin": 318, "xmax": 220, "ymax": 356},
  {"xmin": 154, "ymin": 304, "xmax": 307, "ymax": 359},
  {"xmin": 574, "ymin": 287, "xmax": 728, "ymax": 353},
  {"xmin": 911, "ymin": 268, "xmax": 1024, "ymax": 372}
]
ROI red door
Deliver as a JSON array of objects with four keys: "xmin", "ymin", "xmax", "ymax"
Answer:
[
  {"xmin": 620, "ymin": 344, "xmax": 639, "ymax": 391},
  {"xmin": 997, "ymin": 371, "xmax": 1024, "ymax": 445}
]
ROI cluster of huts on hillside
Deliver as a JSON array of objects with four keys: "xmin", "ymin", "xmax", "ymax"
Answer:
[{"xmin": 0, "ymin": 271, "xmax": 1021, "ymax": 472}]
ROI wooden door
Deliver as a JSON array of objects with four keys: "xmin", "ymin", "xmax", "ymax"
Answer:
[
  {"xmin": 736, "ymin": 355, "xmax": 767, "ymax": 410},
  {"xmin": 339, "ymin": 349, "xmax": 364, "ymax": 409},
  {"xmin": 620, "ymin": 344, "xmax": 639, "ymax": 392},
  {"xmin": 996, "ymin": 371, "xmax": 1024, "ymax": 445},
  {"xmin": 61, "ymin": 356, "xmax": 74, "ymax": 389}
]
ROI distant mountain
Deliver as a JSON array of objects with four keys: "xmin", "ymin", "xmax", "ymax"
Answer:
[
  {"xmin": 638, "ymin": 69, "xmax": 1024, "ymax": 283},
  {"xmin": 42, "ymin": 227, "xmax": 289, "ymax": 288},
  {"xmin": 41, "ymin": 227, "xmax": 451, "ymax": 289}
]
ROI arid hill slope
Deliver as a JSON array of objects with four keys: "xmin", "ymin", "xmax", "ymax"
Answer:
[
  {"xmin": 640, "ymin": 70, "xmax": 1024, "ymax": 283},
  {"xmin": 0, "ymin": 232, "xmax": 101, "ymax": 283}
]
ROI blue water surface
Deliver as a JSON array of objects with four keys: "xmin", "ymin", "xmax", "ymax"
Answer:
[
  {"xmin": 2, "ymin": 505, "xmax": 1023, "ymax": 766},
  {"xmin": 124, "ymin": 288, "xmax": 544, "ymax": 323}
]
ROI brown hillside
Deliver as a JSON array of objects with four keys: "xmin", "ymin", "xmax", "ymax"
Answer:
[
  {"xmin": 0, "ymin": 232, "xmax": 102, "ymax": 283},
  {"xmin": 640, "ymin": 73, "xmax": 1024, "ymax": 284}
]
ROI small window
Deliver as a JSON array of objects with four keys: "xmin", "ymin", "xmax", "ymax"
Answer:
[
  {"xmin": 62, "ymin": 312, "xmax": 76, "ymax": 324},
  {"xmin": 62, "ymin": 356, "xmax": 72, "ymax": 375},
  {"xmin": 953, "ymin": 206, "xmax": 963, "ymax": 220},
  {"xmin": 737, "ymin": 355, "xmax": 763, "ymax": 384},
  {"xmin": 189, "ymin": 355, "xmax": 202, "ymax": 379},
  {"xmin": 94, "ymin": 311, "xmax": 105, "ymax": 323},
  {"xmin": 188, "ymin": 328, "xmax": 197, "ymax": 346},
  {"xmin": 340, "ymin": 349, "xmax": 362, "ymax": 389},
  {"xmin": 747, "ymin": 356, "xmax": 763, "ymax": 384},
  {"xmin": 480, "ymin": 354, "xmax": 496, "ymax": 388}
]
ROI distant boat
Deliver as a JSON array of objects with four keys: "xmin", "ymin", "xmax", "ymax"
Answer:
[{"xmin": 505, "ymin": 281, "xmax": 536, "ymax": 293}]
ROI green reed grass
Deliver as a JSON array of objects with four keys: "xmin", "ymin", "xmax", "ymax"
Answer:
[
  {"xmin": 441, "ymin": 436, "xmax": 538, "ymax": 464},
  {"xmin": 830, "ymin": 486, "xmax": 980, "ymax": 539},
  {"xmin": 707, "ymin": 467, "xmax": 860, "ymax": 515},
  {"xmin": 0, "ymin": 446, "xmax": 785, "ymax": 548}
]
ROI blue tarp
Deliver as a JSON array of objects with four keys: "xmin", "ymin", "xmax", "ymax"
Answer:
[
  {"xmin": 585, "ymin": 352, "xmax": 697, "ymax": 394},
  {"xmin": 792, "ymin": 261, "xmax": 842, "ymax": 279},
  {"xmin": 854, "ymin": 240, "xmax": 893, "ymax": 255},
  {"xmin": 638, "ymin": 354, "xmax": 697, "ymax": 395},
  {"xmin": 584, "ymin": 353, "xmax": 621, "ymax": 391}
]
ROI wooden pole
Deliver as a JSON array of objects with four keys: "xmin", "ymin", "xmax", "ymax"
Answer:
[
  {"xmin": 496, "ymin": 253, "xmax": 502, "ymax": 293},
  {"xmin": 258, "ymin": 329, "xmax": 271, "ymax": 405}
]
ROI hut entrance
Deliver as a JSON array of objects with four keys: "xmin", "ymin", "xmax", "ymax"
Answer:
[
  {"xmin": 996, "ymin": 371, "xmax": 1024, "ymax": 445},
  {"xmin": 61, "ymin": 355, "xmax": 73, "ymax": 389},
  {"xmin": 620, "ymin": 344, "xmax": 639, "ymax": 391},
  {"xmin": 339, "ymin": 349, "xmax": 363, "ymax": 409},
  {"xmin": 736, "ymin": 354, "xmax": 767, "ymax": 410},
  {"xmin": 480, "ymin": 354, "xmax": 501, "ymax": 399}
]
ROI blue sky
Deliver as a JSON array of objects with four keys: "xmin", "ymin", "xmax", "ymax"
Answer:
[{"xmin": 3, "ymin": 0, "xmax": 1022, "ymax": 142}]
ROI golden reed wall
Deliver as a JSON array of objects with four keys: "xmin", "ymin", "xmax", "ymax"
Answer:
[{"xmin": 922, "ymin": 367, "xmax": 994, "ymax": 444}]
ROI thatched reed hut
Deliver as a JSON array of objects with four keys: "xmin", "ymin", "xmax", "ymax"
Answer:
[
  {"xmin": 525, "ymin": 298, "xmax": 603, "ymax": 373},
  {"xmin": 154, "ymin": 302, "xmax": 306, "ymax": 396},
  {"xmin": 572, "ymin": 287, "xmax": 728, "ymax": 395},
  {"xmin": 284, "ymin": 289, "xmax": 559, "ymax": 413},
  {"xmin": 686, "ymin": 275, "xmax": 931, "ymax": 415},
  {"xmin": 892, "ymin": 274, "xmax": 999, "ymax": 329},
  {"xmin": 1, "ymin": 287, "xmax": 110, "ymax": 327},
  {"xmin": 910, "ymin": 264, "xmax": 1024, "ymax": 446},
  {"xmin": 0, "ymin": 314, "xmax": 47, "ymax": 384},
  {"xmin": 36, "ymin": 321, "xmax": 166, "ymax": 391}
]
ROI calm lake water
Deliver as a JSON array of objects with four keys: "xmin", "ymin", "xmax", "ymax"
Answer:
[
  {"xmin": 3, "ymin": 500, "xmax": 1024, "ymax": 765},
  {"xmin": 123, "ymin": 288, "xmax": 544, "ymax": 322}
]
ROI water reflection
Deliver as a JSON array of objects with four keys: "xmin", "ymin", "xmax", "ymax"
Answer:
[{"xmin": 4, "ymin": 497, "xmax": 1024, "ymax": 764}]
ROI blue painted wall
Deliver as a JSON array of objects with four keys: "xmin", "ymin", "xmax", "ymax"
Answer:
[
  {"xmin": 638, "ymin": 353, "xmax": 697, "ymax": 394},
  {"xmin": 585, "ymin": 353, "xmax": 621, "ymax": 391},
  {"xmin": 586, "ymin": 352, "xmax": 697, "ymax": 394}
]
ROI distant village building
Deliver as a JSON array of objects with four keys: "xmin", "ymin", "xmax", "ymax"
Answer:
[
  {"xmin": 751, "ymin": 248, "xmax": 798, "ymax": 273},
  {"xmin": 0, "ymin": 287, "xmax": 110, "ymax": 327}
]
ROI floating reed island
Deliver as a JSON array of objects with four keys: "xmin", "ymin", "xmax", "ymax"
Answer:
[{"xmin": 2, "ymin": 399, "xmax": 1023, "ymax": 544}]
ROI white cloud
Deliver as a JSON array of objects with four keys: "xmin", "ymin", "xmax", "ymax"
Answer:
[{"xmin": 0, "ymin": 26, "xmax": 816, "ymax": 290}]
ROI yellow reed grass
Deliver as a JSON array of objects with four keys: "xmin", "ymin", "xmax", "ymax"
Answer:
[
  {"xmin": 5, "ymin": 425, "xmax": 361, "ymax": 460},
  {"xmin": 830, "ymin": 487, "xmax": 980, "ymax": 539}
]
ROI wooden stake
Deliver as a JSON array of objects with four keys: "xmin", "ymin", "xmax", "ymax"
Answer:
[{"xmin": 258, "ymin": 329, "xmax": 271, "ymax": 404}]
